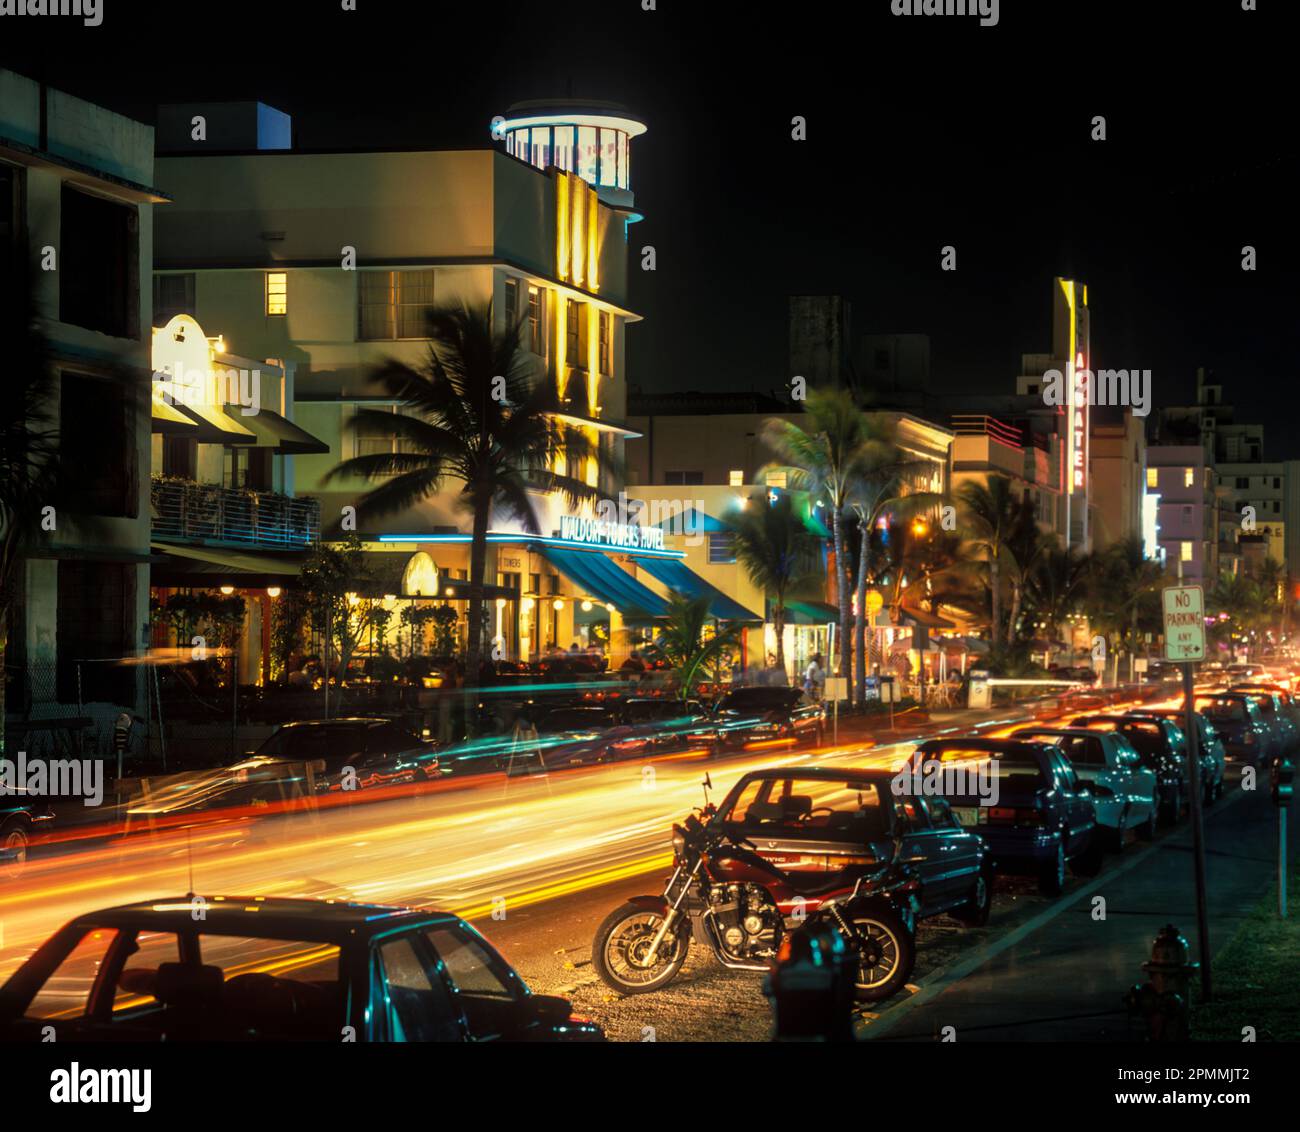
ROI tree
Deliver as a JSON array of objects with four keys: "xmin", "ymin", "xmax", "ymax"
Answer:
[
  {"xmin": 762, "ymin": 389, "xmax": 891, "ymax": 694},
  {"xmin": 955, "ymin": 477, "xmax": 1034, "ymax": 648},
  {"xmin": 649, "ymin": 593, "xmax": 741, "ymax": 700},
  {"xmin": 297, "ymin": 534, "xmax": 385, "ymax": 698},
  {"xmin": 728, "ymin": 491, "xmax": 821, "ymax": 674},
  {"xmin": 1085, "ymin": 536, "xmax": 1164, "ymax": 679},
  {"xmin": 325, "ymin": 303, "xmax": 611, "ymax": 712},
  {"xmin": 1022, "ymin": 541, "xmax": 1090, "ymax": 652}
]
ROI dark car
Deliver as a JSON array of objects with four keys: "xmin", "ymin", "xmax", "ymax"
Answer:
[
  {"xmin": 908, "ymin": 738, "xmax": 1101, "ymax": 895},
  {"xmin": 507, "ymin": 705, "xmax": 647, "ymax": 770},
  {"xmin": 253, "ymin": 718, "xmax": 440, "ymax": 794},
  {"xmin": 1069, "ymin": 714, "xmax": 1189, "ymax": 823},
  {"xmin": 712, "ymin": 686, "xmax": 825, "ymax": 751},
  {"xmin": 1196, "ymin": 693, "xmax": 1273, "ymax": 768},
  {"xmin": 0, "ymin": 896, "xmax": 601, "ymax": 1042},
  {"xmin": 621, "ymin": 697, "xmax": 719, "ymax": 754},
  {"xmin": 1129, "ymin": 708, "xmax": 1226, "ymax": 803},
  {"xmin": 1, "ymin": 797, "xmax": 53, "ymax": 879},
  {"xmin": 1228, "ymin": 684, "xmax": 1300, "ymax": 759},
  {"xmin": 712, "ymin": 766, "xmax": 990, "ymax": 924}
]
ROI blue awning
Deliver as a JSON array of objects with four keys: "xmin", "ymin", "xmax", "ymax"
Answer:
[
  {"xmin": 542, "ymin": 547, "xmax": 670, "ymax": 622},
  {"xmin": 651, "ymin": 506, "xmax": 730, "ymax": 535},
  {"xmin": 634, "ymin": 557, "xmax": 762, "ymax": 622}
]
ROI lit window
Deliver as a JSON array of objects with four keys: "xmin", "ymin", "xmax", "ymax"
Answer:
[
  {"xmin": 1146, "ymin": 468, "xmax": 1158, "ymax": 489},
  {"xmin": 577, "ymin": 126, "xmax": 598, "ymax": 183},
  {"xmin": 265, "ymin": 272, "xmax": 287, "ymax": 316},
  {"xmin": 1183, "ymin": 467, "xmax": 1194, "ymax": 487},
  {"xmin": 504, "ymin": 277, "xmax": 520, "ymax": 329},
  {"xmin": 1181, "ymin": 541, "xmax": 1194, "ymax": 562},
  {"xmin": 599, "ymin": 129, "xmax": 618, "ymax": 188},
  {"xmin": 598, "ymin": 310, "xmax": 612, "ymax": 375},
  {"xmin": 765, "ymin": 470, "xmax": 788, "ymax": 489},
  {"xmin": 527, "ymin": 286, "xmax": 544, "ymax": 354},
  {"xmin": 552, "ymin": 126, "xmax": 575, "ymax": 173},
  {"xmin": 566, "ymin": 300, "xmax": 583, "ymax": 366},
  {"xmin": 729, "ymin": 470, "xmax": 744, "ymax": 487},
  {"xmin": 358, "ymin": 269, "xmax": 435, "ymax": 340}
]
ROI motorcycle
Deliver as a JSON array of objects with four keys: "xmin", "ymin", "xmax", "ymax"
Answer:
[{"xmin": 592, "ymin": 795, "xmax": 920, "ymax": 1002}]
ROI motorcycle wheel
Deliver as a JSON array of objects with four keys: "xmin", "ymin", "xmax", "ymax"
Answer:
[
  {"xmin": 1, "ymin": 823, "xmax": 30, "ymax": 879},
  {"xmin": 591, "ymin": 902, "xmax": 690, "ymax": 994},
  {"xmin": 844, "ymin": 909, "xmax": 915, "ymax": 1002}
]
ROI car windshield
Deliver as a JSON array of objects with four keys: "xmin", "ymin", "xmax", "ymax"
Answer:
[
  {"xmin": 539, "ymin": 709, "xmax": 616, "ymax": 732},
  {"xmin": 624, "ymin": 701, "xmax": 694, "ymax": 722},
  {"xmin": 724, "ymin": 777, "xmax": 889, "ymax": 840},
  {"xmin": 717, "ymin": 688, "xmax": 802, "ymax": 711},
  {"xmin": 916, "ymin": 745, "xmax": 1046, "ymax": 786},
  {"xmin": 1202, "ymin": 700, "xmax": 1246, "ymax": 723}
]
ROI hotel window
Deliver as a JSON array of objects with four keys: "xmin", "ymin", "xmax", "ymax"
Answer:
[
  {"xmin": 552, "ymin": 126, "xmax": 575, "ymax": 173},
  {"xmin": 1183, "ymin": 467, "xmax": 1194, "ymax": 488},
  {"xmin": 1146, "ymin": 467, "xmax": 1158, "ymax": 489},
  {"xmin": 359, "ymin": 269, "xmax": 435, "ymax": 340},
  {"xmin": 531, "ymin": 126, "xmax": 551, "ymax": 170},
  {"xmin": 59, "ymin": 371, "xmax": 135, "ymax": 518},
  {"xmin": 224, "ymin": 446, "xmax": 271, "ymax": 492},
  {"xmin": 729, "ymin": 469, "xmax": 744, "ymax": 487},
  {"xmin": 265, "ymin": 272, "xmax": 288, "ymax": 316},
  {"xmin": 616, "ymin": 132, "xmax": 630, "ymax": 189},
  {"xmin": 504, "ymin": 277, "xmax": 520, "ymax": 330},
  {"xmin": 599, "ymin": 128, "xmax": 619, "ymax": 188},
  {"xmin": 508, "ymin": 128, "xmax": 527, "ymax": 160},
  {"xmin": 154, "ymin": 273, "xmax": 196, "ymax": 324},
  {"xmin": 527, "ymin": 286, "xmax": 545, "ymax": 354},
  {"xmin": 1180, "ymin": 541, "xmax": 1194, "ymax": 562},
  {"xmin": 162, "ymin": 435, "xmax": 197, "ymax": 480},
  {"xmin": 59, "ymin": 185, "xmax": 138, "ymax": 339},
  {"xmin": 598, "ymin": 310, "xmax": 612, "ymax": 374},
  {"xmin": 577, "ymin": 126, "xmax": 598, "ymax": 183},
  {"xmin": 708, "ymin": 532, "xmax": 736, "ymax": 565},
  {"xmin": 355, "ymin": 405, "xmax": 412, "ymax": 459},
  {"xmin": 765, "ymin": 470, "xmax": 788, "ymax": 489},
  {"xmin": 565, "ymin": 299, "xmax": 585, "ymax": 367},
  {"xmin": 664, "ymin": 470, "xmax": 704, "ymax": 486}
]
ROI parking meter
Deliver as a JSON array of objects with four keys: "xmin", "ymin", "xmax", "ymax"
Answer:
[
  {"xmin": 968, "ymin": 669, "xmax": 991, "ymax": 710},
  {"xmin": 1273, "ymin": 757, "xmax": 1294, "ymax": 806}
]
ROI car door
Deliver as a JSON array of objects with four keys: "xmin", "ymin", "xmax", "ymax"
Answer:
[
  {"xmin": 370, "ymin": 933, "xmax": 465, "ymax": 1042},
  {"xmin": 1047, "ymin": 750, "xmax": 1092, "ymax": 853},
  {"xmin": 891, "ymin": 794, "xmax": 950, "ymax": 916},
  {"xmin": 920, "ymin": 796, "xmax": 981, "ymax": 911}
]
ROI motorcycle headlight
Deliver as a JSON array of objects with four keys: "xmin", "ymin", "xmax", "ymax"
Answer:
[{"xmin": 671, "ymin": 829, "xmax": 686, "ymax": 856}]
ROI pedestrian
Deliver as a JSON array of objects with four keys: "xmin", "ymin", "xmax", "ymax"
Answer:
[{"xmin": 803, "ymin": 653, "xmax": 824, "ymax": 701}]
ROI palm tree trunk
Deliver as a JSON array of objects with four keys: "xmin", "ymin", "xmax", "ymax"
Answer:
[
  {"xmin": 1008, "ymin": 579, "xmax": 1022, "ymax": 650},
  {"xmin": 989, "ymin": 552, "xmax": 1001, "ymax": 648},
  {"xmin": 0, "ymin": 623, "xmax": 6, "ymax": 757},
  {"xmin": 831, "ymin": 507, "xmax": 851, "ymax": 693},
  {"xmin": 773, "ymin": 601, "xmax": 786, "ymax": 675},
  {"xmin": 464, "ymin": 493, "xmax": 491, "ymax": 731},
  {"xmin": 854, "ymin": 520, "xmax": 869, "ymax": 710}
]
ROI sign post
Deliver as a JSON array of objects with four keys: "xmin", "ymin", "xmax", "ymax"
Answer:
[{"xmin": 1163, "ymin": 583, "xmax": 1210, "ymax": 1001}]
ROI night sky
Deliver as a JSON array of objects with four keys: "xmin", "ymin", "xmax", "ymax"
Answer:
[{"xmin": 3, "ymin": 1, "xmax": 1294, "ymax": 449}]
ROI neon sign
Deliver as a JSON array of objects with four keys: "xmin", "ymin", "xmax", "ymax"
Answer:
[{"xmin": 1072, "ymin": 350, "xmax": 1088, "ymax": 492}]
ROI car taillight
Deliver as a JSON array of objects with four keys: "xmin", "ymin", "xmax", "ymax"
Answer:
[
  {"xmin": 987, "ymin": 805, "xmax": 1040, "ymax": 826},
  {"xmin": 1245, "ymin": 732, "xmax": 1257, "ymax": 745}
]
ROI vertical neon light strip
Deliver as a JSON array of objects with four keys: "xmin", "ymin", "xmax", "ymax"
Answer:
[{"xmin": 587, "ymin": 190, "xmax": 599, "ymax": 293}]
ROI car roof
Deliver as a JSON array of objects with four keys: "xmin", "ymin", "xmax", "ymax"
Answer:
[
  {"xmin": 68, "ymin": 896, "xmax": 459, "ymax": 943},
  {"xmin": 915, "ymin": 737, "xmax": 1052, "ymax": 756},
  {"xmin": 274, "ymin": 718, "xmax": 390, "ymax": 730},
  {"xmin": 1012, "ymin": 726, "xmax": 1107, "ymax": 740},
  {"xmin": 736, "ymin": 765, "xmax": 894, "ymax": 783}
]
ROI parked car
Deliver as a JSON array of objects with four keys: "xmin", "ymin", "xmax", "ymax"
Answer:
[
  {"xmin": 0, "ymin": 896, "xmax": 601, "ymax": 1042},
  {"xmin": 1229, "ymin": 683, "xmax": 1300, "ymax": 751},
  {"xmin": 1011, "ymin": 727, "xmax": 1160, "ymax": 847},
  {"xmin": 712, "ymin": 686, "xmax": 825, "ymax": 751},
  {"xmin": 1129, "ymin": 708, "xmax": 1226, "ymax": 802},
  {"xmin": 1195, "ymin": 693, "xmax": 1272, "ymax": 767},
  {"xmin": 621, "ymin": 697, "xmax": 719, "ymax": 754},
  {"xmin": 1, "ymin": 798, "xmax": 53, "ymax": 879},
  {"xmin": 252, "ymin": 718, "xmax": 440, "ymax": 794},
  {"xmin": 1069, "ymin": 714, "xmax": 1189, "ymax": 823},
  {"xmin": 907, "ymin": 738, "xmax": 1102, "ymax": 895},
  {"xmin": 504, "ymin": 705, "xmax": 647, "ymax": 771},
  {"xmin": 1225, "ymin": 688, "xmax": 1295, "ymax": 762}
]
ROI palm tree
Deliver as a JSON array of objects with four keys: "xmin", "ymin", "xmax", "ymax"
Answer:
[
  {"xmin": 650, "ymin": 593, "xmax": 741, "ymax": 700},
  {"xmin": 728, "ymin": 491, "xmax": 821, "ymax": 675},
  {"xmin": 955, "ymin": 477, "xmax": 1031, "ymax": 648},
  {"xmin": 762, "ymin": 389, "xmax": 890, "ymax": 694},
  {"xmin": 1023, "ymin": 542, "xmax": 1090, "ymax": 654},
  {"xmin": 1086, "ymin": 536, "xmax": 1164, "ymax": 680},
  {"xmin": 325, "ymin": 303, "xmax": 613, "ymax": 700},
  {"xmin": 0, "ymin": 280, "xmax": 62, "ymax": 752}
]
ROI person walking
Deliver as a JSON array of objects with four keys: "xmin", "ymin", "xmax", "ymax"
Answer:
[{"xmin": 803, "ymin": 653, "xmax": 825, "ymax": 701}]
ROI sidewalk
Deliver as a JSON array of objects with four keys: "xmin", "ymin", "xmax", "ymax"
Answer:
[{"xmin": 867, "ymin": 783, "xmax": 1295, "ymax": 1041}]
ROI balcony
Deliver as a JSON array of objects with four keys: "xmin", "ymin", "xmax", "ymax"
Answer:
[{"xmin": 151, "ymin": 476, "xmax": 319, "ymax": 548}]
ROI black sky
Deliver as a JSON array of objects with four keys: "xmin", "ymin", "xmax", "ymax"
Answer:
[{"xmin": 3, "ymin": 1, "xmax": 1295, "ymax": 450}]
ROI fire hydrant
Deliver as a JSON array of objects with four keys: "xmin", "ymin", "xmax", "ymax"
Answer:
[
  {"xmin": 1124, "ymin": 924, "xmax": 1199, "ymax": 1042},
  {"xmin": 764, "ymin": 921, "xmax": 855, "ymax": 1042}
]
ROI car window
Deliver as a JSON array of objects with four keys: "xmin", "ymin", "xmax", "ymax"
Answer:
[
  {"xmin": 23, "ymin": 928, "xmax": 119, "ymax": 1021},
  {"xmin": 113, "ymin": 930, "xmax": 181, "ymax": 1019},
  {"xmin": 727, "ymin": 778, "xmax": 888, "ymax": 838},
  {"xmin": 375, "ymin": 936, "xmax": 461, "ymax": 1042},
  {"xmin": 368, "ymin": 723, "xmax": 418, "ymax": 754},
  {"xmin": 924, "ymin": 797, "xmax": 957, "ymax": 829},
  {"xmin": 893, "ymin": 796, "xmax": 929, "ymax": 831},
  {"xmin": 427, "ymin": 928, "xmax": 515, "ymax": 1000}
]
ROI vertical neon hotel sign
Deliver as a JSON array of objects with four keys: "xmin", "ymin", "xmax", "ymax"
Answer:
[{"xmin": 1070, "ymin": 350, "xmax": 1088, "ymax": 492}]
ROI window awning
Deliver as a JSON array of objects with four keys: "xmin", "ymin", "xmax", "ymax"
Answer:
[
  {"xmin": 223, "ymin": 406, "xmax": 330, "ymax": 455},
  {"xmin": 176, "ymin": 403, "xmax": 258, "ymax": 445},
  {"xmin": 775, "ymin": 599, "xmax": 840, "ymax": 625},
  {"xmin": 151, "ymin": 391, "xmax": 199, "ymax": 435},
  {"xmin": 150, "ymin": 541, "xmax": 306, "ymax": 587},
  {"xmin": 542, "ymin": 546, "xmax": 669, "ymax": 622},
  {"xmin": 634, "ymin": 557, "xmax": 761, "ymax": 622},
  {"xmin": 650, "ymin": 506, "xmax": 730, "ymax": 535}
]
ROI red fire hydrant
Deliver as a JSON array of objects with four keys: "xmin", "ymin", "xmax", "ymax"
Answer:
[{"xmin": 1124, "ymin": 923, "xmax": 1200, "ymax": 1042}]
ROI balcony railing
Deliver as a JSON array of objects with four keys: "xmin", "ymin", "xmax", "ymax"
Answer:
[{"xmin": 151, "ymin": 477, "xmax": 320, "ymax": 548}]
